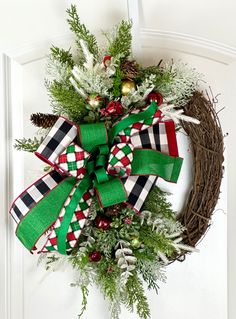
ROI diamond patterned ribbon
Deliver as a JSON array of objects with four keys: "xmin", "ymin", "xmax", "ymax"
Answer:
[
  {"xmin": 10, "ymin": 102, "xmax": 183, "ymax": 255},
  {"xmin": 107, "ymin": 143, "xmax": 134, "ymax": 177}
]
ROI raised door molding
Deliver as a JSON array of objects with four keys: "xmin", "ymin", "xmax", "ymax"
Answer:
[
  {"xmin": 0, "ymin": 53, "xmax": 25, "ymax": 319},
  {"xmin": 127, "ymin": 0, "xmax": 236, "ymax": 65}
]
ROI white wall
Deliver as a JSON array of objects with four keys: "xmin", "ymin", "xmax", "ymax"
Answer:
[{"xmin": 0, "ymin": 0, "xmax": 128, "ymax": 52}]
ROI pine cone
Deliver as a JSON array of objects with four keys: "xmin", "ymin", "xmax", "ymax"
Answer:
[
  {"xmin": 121, "ymin": 60, "xmax": 139, "ymax": 80},
  {"xmin": 105, "ymin": 204, "xmax": 122, "ymax": 216},
  {"xmin": 30, "ymin": 113, "xmax": 59, "ymax": 129}
]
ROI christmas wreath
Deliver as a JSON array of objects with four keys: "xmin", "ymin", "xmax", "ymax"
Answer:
[{"xmin": 10, "ymin": 5, "xmax": 224, "ymax": 319}]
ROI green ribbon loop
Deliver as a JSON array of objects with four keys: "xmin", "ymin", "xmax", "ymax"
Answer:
[
  {"xmin": 16, "ymin": 177, "xmax": 77, "ymax": 251},
  {"xmin": 131, "ymin": 149, "xmax": 183, "ymax": 183},
  {"xmin": 94, "ymin": 167, "xmax": 109, "ymax": 184},
  {"xmin": 79, "ymin": 122, "xmax": 108, "ymax": 152}
]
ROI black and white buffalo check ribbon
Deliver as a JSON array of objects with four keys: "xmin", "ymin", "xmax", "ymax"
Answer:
[{"xmin": 124, "ymin": 120, "xmax": 179, "ymax": 212}]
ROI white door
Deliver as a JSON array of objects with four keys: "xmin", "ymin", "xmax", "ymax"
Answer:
[{"xmin": 0, "ymin": 1, "xmax": 234, "ymax": 319}]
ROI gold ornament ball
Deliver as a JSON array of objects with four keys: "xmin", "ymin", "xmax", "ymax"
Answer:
[{"xmin": 121, "ymin": 80, "xmax": 136, "ymax": 96}]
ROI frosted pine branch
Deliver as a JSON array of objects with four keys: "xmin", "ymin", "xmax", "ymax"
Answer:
[
  {"xmin": 160, "ymin": 103, "xmax": 200, "ymax": 124},
  {"xmin": 80, "ymin": 39, "xmax": 94, "ymax": 70}
]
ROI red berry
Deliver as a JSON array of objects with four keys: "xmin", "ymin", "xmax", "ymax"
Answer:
[
  {"xmin": 100, "ymin": 101, "xmax": 123, "ymax": 117},
  {"xmin": 95, "ymin": 216, "xmax": 111, "ymax": 230},
  {"xmin": 89, "ymin": 251, "xmax": 102, "ymax": 262},
  {"xmin": 124, "ymin": 217, "xmax": 132, "ymax": 225}
]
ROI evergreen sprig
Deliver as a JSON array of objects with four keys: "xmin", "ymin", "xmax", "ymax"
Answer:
[
  {"xmin": 66, "ymin": 5, "xmax": 98, "ymax": 57},
  {"xmin": 143, "ymin": 186, "xmax": 175, "ymax": 219},
  {"xmin": 50, "ymin": 46, "xmax": 74, "ymax": 67},
  {"xmin": 106, "ymin": 20, "xmax": 132, "ymax": 58},
  {"xmin": 95, "ymin": 259, "xmax": 120, "ymax": 301},
  {"xmin": 112, "ymin": 66, "xmax": 123, "ymax": 97},
  {"xmin": 47, "ymin": 80, "xmax": 87, "ymax": 123},
  {"xmin": 78, "ymin": 286, "xmax": 89, "ymax": 319},
  {"xmin": 125, "ymin": 272, "xmax": 151, "ymax": 319},
  {"xmin": 136, "ymin": 259, "xmax": 162, "ymax": 293},
  {"xmin": 14, "ymin": 136, "xmax": 45, "ymax": 152},
  {"xmin": 138, "ymin": 65, "xmax": 172, "ymax": 89}
]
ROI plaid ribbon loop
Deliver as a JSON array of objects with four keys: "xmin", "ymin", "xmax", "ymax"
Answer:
[
  {"xmin": 107, "ymin": 143, "xmax": 134, "ymax": 177},
  {"xmin": 55, "ymin": 142, "xmax": 90, "ymax": 179},
  {"xmin": 10, "ymin": 102, "xmax": 183, "ymax": 255}
]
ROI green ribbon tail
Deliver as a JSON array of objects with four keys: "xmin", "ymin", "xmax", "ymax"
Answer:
[
  {"xmin": 16, "ymin": 177, "xmax": 77, "ymax": 251},
  {"xmin": 131, "ymin": 149, "xmax": 183, "ymax": 183},
  {"xmin": 57, "ymin": 175, "xmax": 92, "ymax": 255}
]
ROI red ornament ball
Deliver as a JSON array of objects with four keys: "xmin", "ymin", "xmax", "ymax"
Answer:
[
  {"xmin": 89, "ymin": 251, "xmax": 102, "ymax": 262},
  {"xmin": 147, "ymin": 92, "xmax": 163, "ymax": 106},
  {"xmin": 95, "ymin": 216, "xmax": 111, "ymax": 230},
  {"xmin": 100, "ymin": 101, "xmax": 123, "ymax": 117},
  {"xmin": 103, "ymin": 55, "xmax": 112, "ymax": 67}
]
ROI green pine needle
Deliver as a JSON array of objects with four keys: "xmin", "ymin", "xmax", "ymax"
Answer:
[
  {"xmin": 47, "ymin": 80, "xmax": 87, "ymax": 123},
  {"xmin": 106, "ymin": 20, "xmax": 132, "ymax": 58},
  {"xmin": 143, "ymin": 186, "xmax": 175, "ymax": 219},
  {"xmin": 50, "ymin": 46, "xmax": 74, "ymax": 67},
  {"xmin": 125, "ymin": 273, "xmax": 151, "ymax": 319},
  {"xmin": 14, "ymin": 136, "xmax": 44, "ymax": 152},
  {"xmin": 66, "ymin": 5, "xmax": 98, "ymax": 57}
]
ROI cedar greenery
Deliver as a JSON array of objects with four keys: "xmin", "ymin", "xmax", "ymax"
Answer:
[
  {"xmin": 125, "ymin": 273, "xmax": 151, "ymax": 319},
  {"xmin": 106, "ymin": 20, "xmax": 133, "ymax": 58},
  {"xmin": 66, "ymin": 4, "xmax": 98, "ymax": 57},
  {"xmin": 47, "ymin": 80, "xmax": 87, "ymax": 123},
  {"xmin": 14, "ymin": 136, "xmax": 45, "ymax": 152},
  {"xmin": 50, "ymin": 46, "xmax": 74, "ymax": 67},
  {"xmin": 143, "ymin": 186, "xmax": 175, "ymax": 220}
]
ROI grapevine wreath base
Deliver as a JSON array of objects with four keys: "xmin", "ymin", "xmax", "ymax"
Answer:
[
  {"xmin": 177, "ymin": 92, "xmax": 224, "ymax": 251},
  {"xmin": 10, "ymin": 5, "xmax": 224, "ymax": 319}
]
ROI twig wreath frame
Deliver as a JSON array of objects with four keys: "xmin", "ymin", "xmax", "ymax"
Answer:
[{"xmin": 178, "ymin": 92, "xmax": 224, "ymax": 252}]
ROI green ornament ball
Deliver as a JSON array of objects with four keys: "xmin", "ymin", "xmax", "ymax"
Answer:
[
  {"xmin": 131, "ymin": 238, "xmax": 141, "ymax": 248},
  {"xmin": 111, "ymin": 221, "xmax": 120, "ymax": 229}
]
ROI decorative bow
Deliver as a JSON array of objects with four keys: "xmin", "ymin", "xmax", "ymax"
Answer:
[{"xmin": 10, "ymin": 102, "xmax": 183, "ymax": 255}]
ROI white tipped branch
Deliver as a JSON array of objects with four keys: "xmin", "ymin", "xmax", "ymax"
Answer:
[
  {"xmin": 69, "ymin": 77, "xmax": 88, "ymax": 98},
  {"xmin": 79, "ymin": 39, "xmax": 94, "ymax": 70},
  {"xmin": 160, "ymin": 103, "xmax": 200, "ymax": 124}
]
